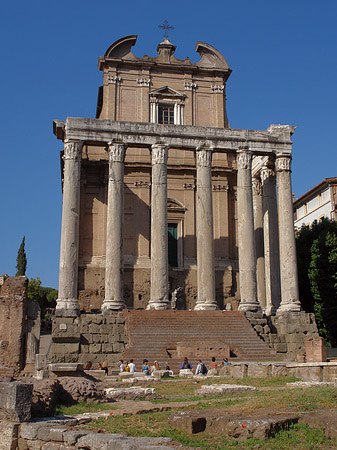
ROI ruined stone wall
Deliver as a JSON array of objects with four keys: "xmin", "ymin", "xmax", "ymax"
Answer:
[
  {"xmin": 0, "ymin": 277, "xmax": 28, "ymax": 374},
  {"xmin": 249, "ymin": 311, "xmax": 320, "ymax": 360},
  {"xmin": 50, "ymin": 313, "xmax": 127, "ymax": 365}
]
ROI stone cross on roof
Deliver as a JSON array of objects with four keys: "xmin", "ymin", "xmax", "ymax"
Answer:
[{"xmin": 158, "ymin": 20, "xmax": 174, "ymax": 39}]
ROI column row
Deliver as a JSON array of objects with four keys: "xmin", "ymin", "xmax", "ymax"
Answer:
[
  {"xmin": 56, "ymin": 141, "xmax": 301, "ymax": 317},
  {"xmin": 237, "ymin": 148, "xmax": 302, "ymax": 314}
]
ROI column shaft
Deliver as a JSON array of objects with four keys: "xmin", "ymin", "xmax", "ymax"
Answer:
[
  {"xmin": 147, "ymin": 144, "xmax": 170, "ymax": 309},
  {"xmin": 276, "ymin": 154, "xmax": 301, "ymax": 312},
  {"xmin": 194, "ymin": 148, "xmax": 218, "ymax": 310},
  {"xmin": 56, "ymin": 140, "xmax": 82, "ymax": 317},
  {"xmin": 102, "ymin": 142, "xmax": 126, "ymax": 311},
  {"xmin": 261, "ymin": 163, "xmax": 281, "ymax": 315},
  {"xmin": 237, "ymin": 149, "xmax": 261, "ymax": 312},
  {"xmin": 252, "ymin": 177, "xmax": 266, "ymax": 311}
]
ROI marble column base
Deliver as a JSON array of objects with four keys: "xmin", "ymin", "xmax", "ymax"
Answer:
[
  {"xmin": 102, "ymin": 299, "xmax": 126, "ymax": 311},
  {"xmin": 146, "ymin": 300, "xmax": 171, "ymax": 310},
  {"xmin": 265, "ymin": 304, "xmax": 278, "ymax": 316},
  {"xmin": 276, "ymin": 300, "xmax": 302, "ymax": 314},
  {"xmin": 194, "ymin": 302, "xmax": 218, "ymax": 310},
  {"xmin": 55, "ymin": 299, "xmax": 80, "ymax": 317},
  {"xmin": 238, "ymin": 302, "xmax": 262, "ymax": 313}
]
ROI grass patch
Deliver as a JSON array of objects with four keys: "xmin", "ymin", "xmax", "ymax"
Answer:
[
  {"xmin": 82, "ymin": 413, "xmax": 335, "ymax": 450},
  {"xmin": 54, "ymin": 400, "xmax": 117, "ymax": 416}
]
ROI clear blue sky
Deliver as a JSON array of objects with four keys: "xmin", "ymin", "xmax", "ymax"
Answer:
[{"xmin": 1, "ymin": 0, "xmax": 336, "ymax": 289}]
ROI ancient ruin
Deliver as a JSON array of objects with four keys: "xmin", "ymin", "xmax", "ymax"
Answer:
[{"xmin": 48, "ymin": 35, "xmax": 324, "ymax": 368}]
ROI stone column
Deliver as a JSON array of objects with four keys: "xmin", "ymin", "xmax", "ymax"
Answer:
[
  {"xmin": 275, "ymin": 153, "xmax": 301, "ymax": 312},
  {"xmin": 237, "ymin": 149, "xmax": 261, "ymax": 313},
  {"xmin": 252, "ymin": 176, "xmax": 266, "ymax": 311},
  {"xmin": 102, "ymin": 142, "xmax": 126, "ymax": 311},
  {"xmin": 261, "ymin": 161, "xmax": 281, "ymax": 315},
  {"xmin": 194, "ymin": 148, "xmax": 218, "ymax": 310},
  {"xmin": 147, "ymin": 144, "xmax": 170, "ymax": 310},
  {"xmin": 56, "ymin": 140, "xmax": 83, "ymax": 317}
]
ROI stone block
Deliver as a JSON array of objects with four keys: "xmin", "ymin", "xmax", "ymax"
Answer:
[
  {"xmin": 101, "ymin": 343, "xmax": 113, "ymax": 353},
  {"xmin": 89, "ymin": 344, "xmax": 102, "ymax": 353},
  {"xmin": 40, "ymin": 444, "xmax": 61, "ymax": 450},
  {"xmin": 298, "ymin": 366, "xmax": 322, "ymax": 382},
  {"xmin": 304, "ymin": 336, "xmax": 327, "ymax": 362},
  {"xmin": 52, "ymin": 343, "xmax": 80, "ymax": 355},
  {"xmin": 81, "ymin": 334, "xmax": 93, "ymax": 344},
  {"xmin": 88, "ymin": 324, "xmax": 101, "ymax": 334},
  {"xmin": 271, "ymin": 364, "xmax": 288, "ymax": 377},
  {"xmin": 179, "ymin": 369, "xmax": 193, "ymax": 378},
  {"xmin": 0, "ymin": 421, "xmax": 19, "ymax": 450},
  {"xmin": 18, "ymin": 438, "xmax": 29, "ymax": 450},
  {"xmin": 63, "ymin": 430, "xmax": 91, "ymax": 445},
  {"xmin": 273, "ymin": 343, "xmax": 287, "ymax": 353},
  {"xmin": 322, "ymin": 365, "xmax": 337, "ymax": 382},
  {"xmin": 76, "ymin": 433, "xmax": 124, "ymax": 449},
  {"xmin": 113, "ymin": 343, "xmax": 125, "ymax": 353},
  {"xmin": 254, "ymin": 325, "xmax": 264, "ymax": 334},
  {"xmin": 228, "ymin": 364, "xmax": 247, "ymax": 378},
  {"xmin": 0, "ymin": 382, "xmax": 32, "ymax": 422},
  {"xmin": 49, "ymin": 428, "xmax": 67, "ymax": 441},
  {"xmin": 20, "ymin": 423, "xmax": 46, "ymax": 440},
  {"xmin": 26, "ymin": 440, "xmax": 45, "ymax": 450},
  {"xmin": 195, "ymin": 384, "xmax": 256, "ymax": 396},
  {"xmin": 247, "ymin": 364, "xmax": 270, "ymax": 378}
]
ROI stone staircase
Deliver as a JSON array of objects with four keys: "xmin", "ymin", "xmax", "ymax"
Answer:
[{"xmin": 122, "ymin": 310, "xmax": 278, "ymax": 373}]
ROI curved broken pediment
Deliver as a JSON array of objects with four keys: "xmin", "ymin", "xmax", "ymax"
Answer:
[
  {"xmin": 104, "ymin": 35, "xmax": 138, "ymax": 59},
  {"xmin": 195, "ymin": 42, "xmax": 230, "ymax": 69}
]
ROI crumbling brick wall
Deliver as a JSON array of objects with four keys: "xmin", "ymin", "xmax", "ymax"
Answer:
[{"xmin": 0, "ymin": 276, "xmax": 28, "ymax": 374}]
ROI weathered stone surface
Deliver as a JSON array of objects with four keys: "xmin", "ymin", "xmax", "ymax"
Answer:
[
  {"xmin": 247, "ymin": 363, "xmax": 270, "ymax": 378},
  {"xmin": 168, "ymin": 409, "xmax": 298, "ymax": 440},
  {"xmin": 0, "ymin": 421, "xmax": 19, "ymax": 450},
  {"xmin": 104, "ymin": 387, "xmax": 156, "ymax": 400},
  {"xmin": 0, "ymin": 382, "xmax": 32, "ymax": 422},
  {"xmin": 63, "ymin": 430, "xmax": 91, "ymax": 445},
  {"xmin": 195, "ymin": 384, "xmax": 256, "ymax": 396},
  {"xmin": 0, "ymin": 277, "xmax": 28, "ymax": 374},
  {"xmin": 76, "ymin": 433, "xmax": 124, "ymax": 449},
  {"xmin": 300, "ymin": 409, "xmax": 337, "ymax": 439},
  {"xmin": 31, "ymin": 379, "xmax": 60, "ymax": 417},
  {"xmin": 58, "ymin": 377, "xmax": 104, "ymax": 404},
  {"xmin": 179, "ymin": 369, "xmax": 193, "ymax": 378}
]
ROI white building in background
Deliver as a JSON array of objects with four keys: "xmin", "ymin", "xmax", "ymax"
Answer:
[{"xmin": 294, "ymin": 177, "xmax": 337, "ymax": 230}]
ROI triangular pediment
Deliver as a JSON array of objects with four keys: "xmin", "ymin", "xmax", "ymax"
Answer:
[{"xmin": 149, "ymin": 86, "xmax": 185, "ymax": 99}]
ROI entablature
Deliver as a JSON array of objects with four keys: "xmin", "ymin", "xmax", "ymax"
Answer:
[{"xmin": 53, "ymin": 117, "xmax": 295, "ymax": 156}]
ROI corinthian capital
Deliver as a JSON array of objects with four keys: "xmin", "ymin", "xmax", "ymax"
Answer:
[
  {"xmin": 275, "ymin": 153, "xmax": 292, "ymax": 172},
  {"xmin": 63, "ymin": 140, "xmax": 83, "ymax": 160},
  {"xmin": 151, "ymin": 144, "xmax": 168, "ymax": 165},
  {"xmin": 252, "ymin": 177, "xmax": 261, "ymax": 196},
  {"xmin": 260, "ymin": 166, "xmax": 275, "ymax": 184},
  {"xmin": 196, "ymin": 148, "xmax": 212, "ymax": 168},
  {"xmin": 107, "ymin": 142, "xmax": 126, "ymax": 163},
  {"xmin": 236, "ymin": 149, "xmax": 252, "ymax": 170}
]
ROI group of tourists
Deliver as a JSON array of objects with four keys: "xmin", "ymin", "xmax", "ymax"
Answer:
[
  {"xmin": 83, "ymin": 356, "xmax": 229, "ymax": 377},
  {"xmin": 180, "ymin": 356, "xmax": 229, "ymax": 375}
]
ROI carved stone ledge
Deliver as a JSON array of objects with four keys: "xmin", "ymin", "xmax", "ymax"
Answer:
[
  {"xmin": 108, "ymin": 76, "xmax": 122, "ymax": 84},
  {"xmin": 212, "ymin": 185, "xmax": 229, "ymax": 192},
  {"xmin": 184, "ymin": 183, "xmax": 196, "ymax": 190},
  {"xmin": 137, "ymin": 78, "xmax": 151, "ymax": 87},
  {"xmin": 134, "ymin": 181, "xmax": 151, "ymax": 188},
  {"xmin": 211, "ymin": 85, "xmax": 224, "ymax": 93}
]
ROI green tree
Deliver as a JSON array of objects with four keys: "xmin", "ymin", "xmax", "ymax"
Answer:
[
  {"xmin": 28, "ymin": 277, "xmax": 57, "ymax": 318},
  {"xmin": 296, "ymin": 218, "xmax": 337, "ymax": 346},
  {"xmin": 16, "ymin": 236, "xmax": 27, "ymax": 276}
]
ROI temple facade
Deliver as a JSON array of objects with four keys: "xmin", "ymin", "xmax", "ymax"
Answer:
[{"xmin": 53, "ymin": 35, "xmax": 301, "ymax": 317}]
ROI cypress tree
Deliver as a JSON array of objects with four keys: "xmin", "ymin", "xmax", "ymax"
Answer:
[{"xmin": 16, "ymin": 236, "xmax": 27, "ymax": 276}]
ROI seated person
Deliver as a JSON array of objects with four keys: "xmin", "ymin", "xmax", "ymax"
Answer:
[{"xmin": 180, "ymin": 357, "xmax": 192, "ymax": 370}]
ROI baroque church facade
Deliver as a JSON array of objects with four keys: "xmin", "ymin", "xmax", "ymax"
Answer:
[{"xmin": 54, "ymin": 35, "xmax": 301, "ymax": 317}]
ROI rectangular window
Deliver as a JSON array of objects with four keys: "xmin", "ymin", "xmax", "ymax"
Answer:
[
  {"xmin": 158, "ymin": 105, "xmax": 174, "ymax": 124},
  {"xmin": 168, "ymin": 223, "xmax": 178, "ymax": 267}
]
